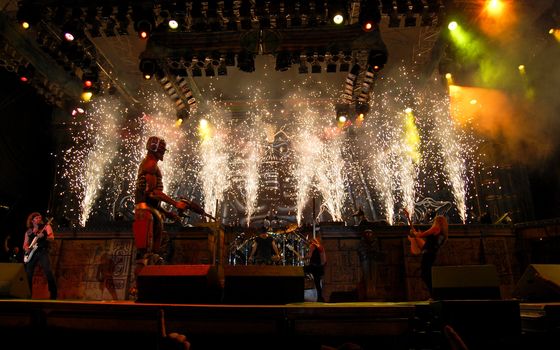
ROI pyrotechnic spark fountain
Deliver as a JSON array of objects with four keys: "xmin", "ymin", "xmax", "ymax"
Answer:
[
  {"xmin": 242, "ymin": 139, "xmax": 262, "ymax": 226},
  {"xmin": 294, "ymin": 127, "xmax": 322, "ymax": 225},
  {"xmin": 198, "ymin": 117, "xmax": 230, "ymax": 219},
  {"xmin": 64, "ymin": 97, "xmax": 124, "ymax": 226},
  {"xmin": 56, "ymin": 62, "xmax": 483, "ymax": 228},
  {"xmin": 314, "ymin": 136, "xmax": 347, "ymax": 222}
]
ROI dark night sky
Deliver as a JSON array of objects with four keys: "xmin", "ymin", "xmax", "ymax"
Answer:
[{"xmin": 0, "ymin": 69, "xmax": 54, "ymax": 243}]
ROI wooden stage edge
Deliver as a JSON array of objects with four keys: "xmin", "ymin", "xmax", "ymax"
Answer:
[{"xmin": 1, "ymin": 298, "xmax": 559, "ymax": 349}]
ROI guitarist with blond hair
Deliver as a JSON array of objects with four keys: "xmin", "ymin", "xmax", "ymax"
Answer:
[
  {"xmin": 23, "ymin": 212, "xmax": 57, "ymax": 299},
  {"xmin": 408, "ymin": 212, "xmax": 449, "ymax": 298}
]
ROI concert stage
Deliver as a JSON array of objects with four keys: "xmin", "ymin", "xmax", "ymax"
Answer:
[{"xmin": 0, "ymin": 298, "xmax": 558, "ymax": 350}]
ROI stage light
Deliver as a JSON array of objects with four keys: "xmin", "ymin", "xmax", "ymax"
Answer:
[
  {"xmin": 139, "ymin": 58, "xmax": 158, "ymax": 80},
  {"xmin": 326, "ymin": 62, "xmax": 337, "ymax": 73},
  {"xmin": 205, "ymin": 65, "xmax": 215, "ymax": 76},
  {"xmin": 71, "ymin": 107, "xmax": 85, "ymax": 116},
  {"xmin": 336, "ymin": 103, "xmax": 350, "ymax": 123},
  {"xmin": 217, "ymin": 64, "xmax": 228, "ymax": 76},
  {"xmin": 389, "ymin": 8, "xmax": 401, "ymax": 28},
  {"xmin": 225, "ymin": 52, "xmax": 236, "ymax": 66},
  {"xmin": 136, "ymin": 20, "xmax": 152, "ymax": 39},
  {"xmin": 404, "ymin": 12, "xmax": 417, "ymax": 27},
  {"xmin": 169, "ymin": 19, "xmax": 179, "ymax": 30},
  {"xmin": 359, "ymin": 0, "xmax": 380, "ymax": 32},
  {"xmin": 368, "ymin": 50, "xmax": 387, "ymax": 71},
  {"xmin": 62, "ymin": 20, "xmax": 84, "ymax": 42},
  {"xmin": 17, "ymin": 64, "xmax": 34, "ymax": 83},
  {"xmin": 311, "ymin": 64, "xmax": 321, "ymax": 73},
  {"xmin": 16, "ymin": 2, "xmax": 42, "ymax": 29},
  {"xmin": 133, "ymin": 4, "xmax": 155, "ymax": 38},
  {"xmin": 191, "ymin": 66, "xmax": 202, "ymax": 77},
  {"xmin": 275, "ymin": 51, "xmax": 292, "ymax": 71},
  {"xmin": 448, "ymin": 21, "xmax": 458, "ymax": 31},
  {"xmin": 237, "ymin": 50, "xmax": 255, "ymax": 73},
  {"xmin": 328, "ymin": 0, "xmax": 347, "ymax": 25}
]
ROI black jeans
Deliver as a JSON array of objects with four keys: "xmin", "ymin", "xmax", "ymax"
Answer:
[
  {"xmin": 25, "ymin": 248, "xmax": 57, "ymax": 299},
  {"xmin": 420, "ymin": 250, "xmax": 438, "ymax": 296}
]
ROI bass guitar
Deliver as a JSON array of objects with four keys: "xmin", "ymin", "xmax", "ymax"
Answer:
[
  {"xmin": 24, "ymin": 217, "xmax": 54, "ymax": 264},
  {"xmin": 403, "ymin": 208, "xmax": 425, "ymax": 255}
]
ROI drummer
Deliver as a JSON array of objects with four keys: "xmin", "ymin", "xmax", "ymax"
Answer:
[{"xmin": 248, "ymin": 226, "xmax": 281, "ymax": 265}]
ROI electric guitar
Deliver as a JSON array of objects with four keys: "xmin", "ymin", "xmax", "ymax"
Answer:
[
  {"xmin": 24, "ymin": 217, "xmax": 54, "ymax": 264},
  {"xmin": 402, "ymin": 208, "xmax": 425, "ymax": 256}
]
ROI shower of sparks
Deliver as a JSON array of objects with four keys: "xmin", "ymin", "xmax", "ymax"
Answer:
[
  {"xmin": 400, "ymin": 109, "xmax": 421, "ymax": 218},
  {"xmin": 59, "ymin": 96, "xmax": 124, "ymax": 226},
  {"xmin": 293, "ymin": 113, "xmax": 323, "ymax": 226},
  {"xmin": 242, "ymin": 138, "xmax": 263, "ymax": 226},
  {"xmin": 433, "ymin": 94, "xmax": 475, "ymax": 224},
  {"xmin": 314, "ymin": 136, "xmax": 347, "ymax": 222},
  {"xmin": 198, "ymin": 116, "xmax": 231, "ymax": 218},
  {"xmin": 55, "ymin": 62, "xmax": 484, "ymax": 228}
]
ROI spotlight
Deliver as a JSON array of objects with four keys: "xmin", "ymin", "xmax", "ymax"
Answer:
[
  {"xmin": 336, "ymin": 104, "xmax": 350, "ymax": 123},
  {"xmin": 328, "ymin": 0, "xmax": 347, "ymax": 25},
  {"xmin": 359, "ymin": 0, "xmax": 381, "ymax": 33},
  {"xmin": 16, "ymin": 2, "xmax": 42, "ymax": 29},
  {"xmin": 298, "ymin": 63, "xmax": 309, "ymax": 74},
  {"xmin": 311, "ymin": 64, "xmax": 321, "ymax": 73},
  {"xmin": 139, "ymin": 58, "xmax": 158, "ymax": 79},
  {"xmin": 17, "ymin": 64, "xmax": 34, "ymax": 83},
  {"xmin": 62, "ymin": 20, "xmax": 84, "ymax": 42},
  {"xmin": 136, "ymin": 20, "xmax": 152, "ymax": 39},
  {"xmin": 367, "ymin": 50, "xmax": 387, "ymax": 71}
]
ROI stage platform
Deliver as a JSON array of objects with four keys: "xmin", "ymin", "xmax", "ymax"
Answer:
[{"xmin": 1, "ymin": 298, "xmax": 558, "ymax": 350}]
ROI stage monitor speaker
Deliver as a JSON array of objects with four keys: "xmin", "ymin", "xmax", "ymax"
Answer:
[
  {"xmin": 224, "ymin": 265, "xmax": 304, "ymax": 304},
  {"xmin": 513, "ymin": 264, "xmax": 560, "ymax": 301},
  {"xmin": 0, "ymin": 263, "xmax": 31, "ymax": 299},
  {"xmin": 136, "ymin": 264, "xmax": 221, "ymax": 303},
  {"xmin": 432, "ymin": 264, "xmax": 501, "ymax": 300}
]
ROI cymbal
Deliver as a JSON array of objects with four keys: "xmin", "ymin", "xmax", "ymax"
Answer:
[{"xmin": 275, "ymin": 223, "xmax": 298, "ymax": 234}]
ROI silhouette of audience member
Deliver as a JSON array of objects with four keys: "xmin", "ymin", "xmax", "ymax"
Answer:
[
  {"xmin": 159, "ymin": 309, "xmax": 191, "ymax": 350},
  {"xmin": 1, "ymin": 233, "xmax": 20, "ymax": 263}
]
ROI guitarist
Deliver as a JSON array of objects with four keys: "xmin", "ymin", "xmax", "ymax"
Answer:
[
  {"xmin": 409, "ymin": 215, "xmax": 449, "ymax": 298},
  {"xmin": 23, "ymin": 212, "xmax": 57, "ymax": 300}
]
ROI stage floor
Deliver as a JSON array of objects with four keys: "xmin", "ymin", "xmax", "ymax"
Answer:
[{"xmin": 1, "ymin": 298, "xmax": 558, "ymax": 350}]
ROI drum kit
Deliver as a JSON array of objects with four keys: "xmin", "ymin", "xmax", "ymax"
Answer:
[{"xmin": 227, "ymin": 223, "xmax": 310, "ymax": 266}]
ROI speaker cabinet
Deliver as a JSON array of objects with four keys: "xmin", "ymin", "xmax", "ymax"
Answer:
[
  {"xmin": 136, "ymin": 264, "xmax": 221, "ymax": 303},
  {"xmin": 0, "ymin": 263, "xmax": 31, "ymax": 299},
  {"xmin": 432, "ymin": 264, "xmax": 501, "ymax": 300},
  {"xmin": 223, "ymin": 265, "xmax": 304, "ymax": 304},
  {"xmin": 513, "ymin": 264, "xmax": 560, "ymax": 301}
]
